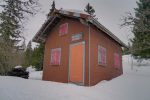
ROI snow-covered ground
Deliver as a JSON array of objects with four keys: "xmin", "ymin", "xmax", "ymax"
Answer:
[
  {"xmin": 26, "ymin": 66, "xmax": 43, "ymax": 80},
  {"xmin": 29, "ymin": 71, "xmax": 43, "ymax": 80},
  {"xmin": 0, "ymin": 55, "xmax": 150, "ymax": 100}
]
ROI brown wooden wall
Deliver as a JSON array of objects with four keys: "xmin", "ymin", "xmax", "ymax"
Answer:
[
  {"xmin": 42, "ymin": 17, "xmax": 90, "ymax": 86},
  {"xmin": 42, "ymin": 17, "xmax": 123, "ymax": 86},
  {"xmin": 89, "ymin": 25, "xmax": 123, "ymax": 86}
]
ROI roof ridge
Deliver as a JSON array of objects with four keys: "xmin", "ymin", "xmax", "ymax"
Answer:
[{"xmin": 33, "ymin": 9, "xmax": 127, "ymax": 47}]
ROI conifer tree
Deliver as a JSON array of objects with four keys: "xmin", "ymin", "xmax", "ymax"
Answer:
[
  {"xmin": 122, "ymin": 0, "xmax": 150, "ymax": 60},
  {"xmin": 0, "ymin": 0, "xmax": 39, "ymax": 41},
  {"xmin": 24, "ymin": 41, "xmax": 33, "ymax": 67},
  {"xmin": 84, "ymin": 3, "xmax": 95, "ymax": 17},
  {"xmin": 51, "ymin": 1, "xmax": 56, "ymax": 12},
  {"xmin": 0, "ymin": 0, "xmax": 39, "ymax": 74},
  {"xmin": 31, "ymin": 43, "xmax": 44, "ymax": 70},
  {"xmin": 47, "ymin": 1, "xmax": 56, "ymax": 18}
]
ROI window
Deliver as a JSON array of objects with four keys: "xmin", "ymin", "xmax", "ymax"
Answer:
[
  {"xmin": 50, "ymin": 48, "xmax": 61, "ymax": 65},
  {"xmin": 59, "ymin": 23, "xmax": 68, "ymax": 36},
  {"xmin": 114, "ymin": 53, "xmax": 120, "ymax": 68},
  {"xmin": 98, "ymin": 45, "xmax": 106, "ymax": 65}
]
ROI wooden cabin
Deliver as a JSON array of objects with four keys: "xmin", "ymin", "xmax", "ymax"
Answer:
[{"xmin": 33, "ymin": 9, "xmax": 126, "ymax": 86}]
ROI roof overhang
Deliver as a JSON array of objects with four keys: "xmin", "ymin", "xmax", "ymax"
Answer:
[
  {"xmin": 87, "ymin": 18, "xmax": 127, "ymax": 47},
  {"xmin": 32, "ymin": 9, "xmax": 127, "ymax": 48},
  {"xmin": 32, "ymin": 15, "xmax": 61, "ymax": 43}
]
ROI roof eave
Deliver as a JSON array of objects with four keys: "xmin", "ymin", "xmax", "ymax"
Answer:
[
  {"xmin": 32, "ymin": 9, "xmax": 127, "ymax": 48},
  {"xmin": 32, "ymin": 16, "xmax": 60, "ymax": 43},
  {"xmin": 87, "ymin": 18, "xmax": 127, "ymax": 48}
]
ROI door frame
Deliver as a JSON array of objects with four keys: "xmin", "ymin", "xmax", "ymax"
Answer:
[{"xmin": 68, "ymin": 41, "xmax": 85, "ymax": 85}]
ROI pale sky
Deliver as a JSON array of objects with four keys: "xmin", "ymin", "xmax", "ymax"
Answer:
[{"xmin": 23, "ymin": 0, "xmax": 138, "ymax": 46}]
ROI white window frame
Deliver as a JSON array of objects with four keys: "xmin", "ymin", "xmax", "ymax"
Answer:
[
  {"xmin": 59, "ymin": 23, "xmax": 68, "ymax": 36},
  {"xmin": 114, "ymin": 53, "xmax": 120, "ymax": 69},
  {"xmin": 50, "ymin": 48, "xmax": 61, "ymax": 65},
  {"xmin": 98, "ymin": 45, "xmax": 107, "ymax": 66}
]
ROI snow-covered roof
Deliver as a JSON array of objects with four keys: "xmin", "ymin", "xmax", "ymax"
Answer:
[
  {"xmin": 61, "ymin": 9, "xmax": 89, "ymax": 15},
  {"xmin": 32, "ymin": 9, "xmax": 126, "ymax": 47}
]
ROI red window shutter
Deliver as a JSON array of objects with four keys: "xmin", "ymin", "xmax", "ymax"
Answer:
[
  {"xmin": 114, "ymin": 53, "xmax": 120, "ymax": 68},
  {"xmin": 101, "ymin": 47, "xmax": 106, "ymax": 64},
  {"xmin": 51, "ymin": 51, "xmax": 54, "ymax": 64},
  {"xmin": 103, "ymin": 48, "xmax": 106, "ymax": 64},
  {"xmin": 98, "ymin": 46, "xmax": 101, "ymax": 64},
  {"xmin": 59, "ymin": 23, "xmax": 68, "ymax": 36},
  {"xmin": 98, "ymin": 46, "xmax": 106, "ymax": 65},
  {"xmin": 51, "ymin": 48, "xmax": 61, "ymax": 65},
  {"xmin": 55, "ymin": 50, "xmax": 61, "ymax": 64}
]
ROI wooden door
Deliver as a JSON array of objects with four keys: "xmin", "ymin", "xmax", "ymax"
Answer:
[{"xmin": 69, "ymin": 42, "xmax": 85, "ymax": 84}]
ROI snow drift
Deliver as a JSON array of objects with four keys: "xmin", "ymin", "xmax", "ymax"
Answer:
[{"xmin": 0, "ymin": 55, "xmax": 150, "ymax": 100}]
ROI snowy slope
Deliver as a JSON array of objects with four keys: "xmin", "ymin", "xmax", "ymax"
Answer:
[
  {"xmin": 0, "ymin": 55, "xmax": 150, "ymax": 100},
  {"xmin": 29, "ymin": 71, "xmax": 43, "ymax": 80}
]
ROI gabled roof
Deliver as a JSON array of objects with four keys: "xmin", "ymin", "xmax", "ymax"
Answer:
[{"xmin": 32, "ymin": 9, "xmax": 127, "ymax": 47}]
